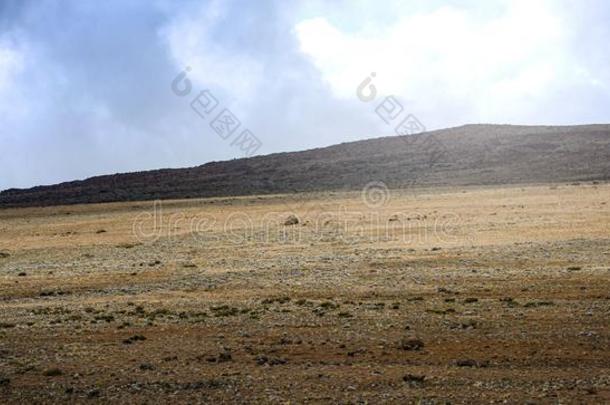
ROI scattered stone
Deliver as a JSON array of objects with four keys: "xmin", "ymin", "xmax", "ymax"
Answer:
[
  {"xmin": 455, "ymin": 359, "xmax": 489, "ymax": 368},
  {"xmin": 255, "ymin": 355, "xmax": 286, "ymax": 366},
  {"xmin": 43, "ymin": 368, "xmax": 63, "ymax": 377},
  {"xmin": 347, "ymin": 349, "xmax": 366, "ymax": 357},
  {"xmin": 284, "ymin": 215, "xmax": 299, "ymax": 226},
  {"xmin": 403, "ymin": 374, "xmax": 425, "ymax": 385},
  {"xmin": 524, "ymin": 301, "xmax": 554, "ymax": 308},
  {"xmin": 87, "ymin": 389, "xmax": 101, "ymax": 398},
  {"xmin": 460, "ymin": 319, "xmax": 477, "ymax": 329},
  {"xmin": 211, "ymin": 305, "xmax": 240, "ymax": 317},
  {"xmin": 316, "ymin": 301, "xmax": 339, "ymax": 313},
  {"xmin": 268, "ymin": 357, "xmax": 287, "ymax": 366},
  {"xmin": 427, "ymin": 308, "xmax": 455, "ymax": 315},
  {"xmin": 122, "ymin": 335, "xmax": 147, "ymax": 345},
  {"xmin": 399, "ymin": 338, "xmax": 425, "ymax": 351},
  {"xmin": 261, "ymin": 296, "xmax": 291, "ymax": 305},
  {"xmin": 500, "ymin": 297, "xmax": 519, "ymax": 307},
  {"xmin": 39, "ymin": 290, "xmax": 69, "ymax": 297},
  {"xmin": 116, "ymin": 243, "xmax": 137, "ymax": 249},
  {"xmin": 585, "ymin": 387, "xmax": 597, "ymax": 395},
  {"xmin": 217, "ymin": 351, "xmax": 232, "ymax": 363}
]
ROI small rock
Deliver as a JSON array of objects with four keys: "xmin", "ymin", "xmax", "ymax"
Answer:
[
  {"xmin": 403, "ymin": 374, "xmax": 425, "ymax": 385},
  {"xmin": 43, "ymin": 368, "xmax": 63, "ymax": 377},
  {"xmin": 122, "ymin": 335, "xmax": 146, "ymax": 344},
  {"xmin": 399, "ymin": 338, "xmax": 425, "ymax": 351},
  {"xmin": 284, "ymin": 215, "xmax": 299, "ymax": 226},
  {"xmin": 217, "ymin": 351, "xmax": 232, "ymax": 363},
  {"xmin": 268, "ymin": 357, "xmax": 287, "ymax": 366},
  {"xmin": 455, "ymin": 359, "xmax": 489, "ymax": 368},
  {"xmin": 585, "ymin": 387, "xmax": 597, "ymax": 395},
  {"xmin": 87, "ymin": 389, "xmax": 101, "ymax": 398},
  {"xmin": 460, "ymin": 319, "xmax": 477, "ymax": 329}
]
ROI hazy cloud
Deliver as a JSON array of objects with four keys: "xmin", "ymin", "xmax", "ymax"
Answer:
[{"xmin": 1, "ymin": 0, "xmax": 609, "ymax": 190}]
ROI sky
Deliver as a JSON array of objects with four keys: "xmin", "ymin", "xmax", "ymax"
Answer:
[{"xmin": 1, "ymin": 0, "xmax": 609, "ymax": 190}]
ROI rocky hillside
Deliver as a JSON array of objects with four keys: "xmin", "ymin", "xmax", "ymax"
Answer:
[{"xmin": 1, "ymin": 124, "xmax": 609, "ymax": 207}]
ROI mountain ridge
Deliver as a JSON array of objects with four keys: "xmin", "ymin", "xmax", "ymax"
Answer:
[{"xmin": 2, "ymin": 124, "xmax": 609, "ymax": 208}]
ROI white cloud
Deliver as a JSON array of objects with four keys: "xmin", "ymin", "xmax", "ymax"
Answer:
[
  {"xmin": 0, "ymin": 46, "xmax": 21, "ymax": 90},
  {"xmin": 293, "ymin": 0, "xmax": 595, "ymax": 126},
  {"xmin": 0, "ymin": 0, "xmax": 608, "ymax": 190},
  {"xmin": 160, "ymin": 0, "xmax": 264, "ymax": 103},
  {"xmin": 0, "ymin": 36, "xmax": 29, "ymax": 134}
]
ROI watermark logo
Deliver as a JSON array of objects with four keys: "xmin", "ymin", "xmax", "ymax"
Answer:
[
  {"xmin": 356, "ymin": 72, "xmax": 378, "ymax": 102},
  {"xmin": 130, "ymin": 183, "xmax": 477, "ymax": 247},
  {"xmin": 132, "ymin": 200, "xmax": 163, "ymax": 243},
  {"xmin": 171, "ymin": 66, "xmax": 193, "ymax": 96},
  {"xmin": 395, "ymin": 114, "xmax": 426, "ymax": 136},
  {"xmin": 361, "ymin": 181, "xmax": 390, "ymax": 209}
]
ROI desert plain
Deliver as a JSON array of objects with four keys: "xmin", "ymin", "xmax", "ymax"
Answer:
[{"xmin": 0, "ymin": 182, "xmax": 609, "ymax": 403}]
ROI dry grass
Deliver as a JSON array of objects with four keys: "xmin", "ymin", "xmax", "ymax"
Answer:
[{"xmin": 0, "ymin": 182, "xmax": 609, "ymax": 403}]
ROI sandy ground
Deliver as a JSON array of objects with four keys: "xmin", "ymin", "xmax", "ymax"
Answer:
[{"xmin": 0, "ymin": 182, "xmax": 609, "ymax": 404}]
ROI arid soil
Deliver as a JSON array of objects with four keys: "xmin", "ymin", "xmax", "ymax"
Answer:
[{"xmin": 0, "ymin": 183, "xmax": 609, "ymax": 403}]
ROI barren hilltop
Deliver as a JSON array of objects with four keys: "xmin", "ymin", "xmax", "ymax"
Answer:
[{"xmin": 1, "ymin": 124, "xmax": 609, "ymax": 207}]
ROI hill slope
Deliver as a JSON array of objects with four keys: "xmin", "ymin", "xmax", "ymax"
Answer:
[{"xmin": 2, "ymin": 124, "xmax": 609, "ymax": 207}]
